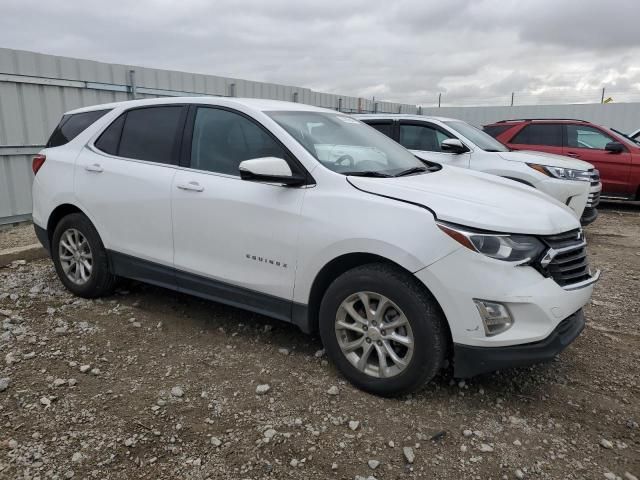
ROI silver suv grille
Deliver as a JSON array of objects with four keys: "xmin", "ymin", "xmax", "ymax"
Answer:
[
  {"xmin": 586, "ymin": 169, "xmax": 601, "ymax": 208},
  {"xmin": 586, "ymin": 191, "xmax": 600, "ymax": 208}
]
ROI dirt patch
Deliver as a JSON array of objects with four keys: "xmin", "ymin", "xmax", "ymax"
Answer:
[
  {"xmin": 0, "ymin": 207, "xmax": 638, "ymax": 479},
  {"xmin": 0, "ymin": 223, "xmax": 38, "ymax": 251}
]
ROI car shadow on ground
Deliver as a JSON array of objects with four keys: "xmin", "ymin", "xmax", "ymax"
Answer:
[
  {"xmin": 115, "ymin": 278, "xmax": 571, "ymax": 403},
  {"xmin": 598, "ymin": 200, "xmax": 640, "ymax": 212}
]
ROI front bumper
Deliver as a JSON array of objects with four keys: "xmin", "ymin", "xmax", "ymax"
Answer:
[
  {"xmin": 581, "ymin": 181, "xmax": 602, "ymax": 225},
  {"xmin": 580, "ymin": 206, "xmax": 598, "ymax": 225},
  {"xmin": 536, "ymin": 178, "xmax": 588, "ymax": 220},
  {"xmin": 453, "ymin": 309, "xmax": 585, "ymax": 378},
  {"xmin": 415, "ymin": 246, "xmax": 596, "ymax": 348}
]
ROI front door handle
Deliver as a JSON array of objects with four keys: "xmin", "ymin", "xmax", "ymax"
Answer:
[
  {"xmin": 566, "ymin": 152, "xmax": 580, "ymax": 158},
  {"xmin": 177, "ymin": 181, "xmax": 204, "ymax": 192},
  {"xmin": 85, "ymin": 163, "xmax": 103, "ymax": 173}
]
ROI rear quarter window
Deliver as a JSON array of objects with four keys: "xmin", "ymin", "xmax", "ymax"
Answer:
[
  {"xmin": 94, "ymin": 114, "xmax": 125, "ymax": 155},
  {"xmin": 46, "ymin": 109, "xmax": 111, "ymax": 147}
]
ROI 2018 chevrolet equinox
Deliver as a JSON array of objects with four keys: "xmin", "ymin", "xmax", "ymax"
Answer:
[{"xmin": 32, "ymin": 98, "xmax": 600, "ymax": 396}]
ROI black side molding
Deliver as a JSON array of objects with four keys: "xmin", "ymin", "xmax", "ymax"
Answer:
[
  {"xmin": 108, "ymin": 250, "xmax": 311, "ymax": 330},
  {"xmin": 34, "ymin": 224, "xmax": 50, "ymax": 252},
  {"xmin": 108, "ymin": 251, "xmax": 176, "ymax": 290}
]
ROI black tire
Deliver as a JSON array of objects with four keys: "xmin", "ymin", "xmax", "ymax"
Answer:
[
  {"xmin": 319, "ymin": 263, "xmax": 448, "ymax": 397},
  {"xmin": 51, "ymin": 213, "xmax": 115, "ymax": 298}
]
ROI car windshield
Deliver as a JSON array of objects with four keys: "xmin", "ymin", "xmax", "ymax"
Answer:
[
  {"xmin": 267, "ymin": 111, "xmax": 429, "ymax": 176},
  {"xmin": 444, "ymin": 120, "xmax": 509, "ymax": 152}
]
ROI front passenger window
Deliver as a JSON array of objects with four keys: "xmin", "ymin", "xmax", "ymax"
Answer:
[
  {"xmin": 191, "ymin": 108, "xmax": 287, "ymax": 175},
  {"xmin": 566, "ymin": 125, "xmax": 616, "ymax": 150}
]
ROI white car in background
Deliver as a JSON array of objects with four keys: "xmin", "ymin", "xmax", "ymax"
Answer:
[
  {"xmin": 355, "ymin": 115, "xmax": 602, "ymax": 225},
  {"xmin": 32, "ymin": 98, "xmax": 598, "ymax": 396}
]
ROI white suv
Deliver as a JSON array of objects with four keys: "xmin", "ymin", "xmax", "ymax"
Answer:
[
  {"xmin": 32, "ymin": 98, "xmax": 599, "ymax": 396},
  {"xmin": 355, "ymin": 115, "xmax": 602, "ymax": 225}
]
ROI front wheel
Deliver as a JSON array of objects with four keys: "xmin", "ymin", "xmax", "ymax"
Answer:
[
  {"xmin": 319, "ymin": 263, "xmax": 448, "ymax": 396},
  {"xmin": 51, "ymin": 213, "xmax": 115, "ymax": 298}
]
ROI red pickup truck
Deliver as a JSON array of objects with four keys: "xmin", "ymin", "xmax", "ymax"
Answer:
[{"xmin": 484, "ymin": 119, "xmax": 640, "ymax": 199}]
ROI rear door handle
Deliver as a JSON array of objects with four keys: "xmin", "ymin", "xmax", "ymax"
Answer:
[
  {"xmin": 85, "ymin": 163, "xmax": 103, "ymax": 173},
  {"xmin": 177, "ymin": 181, "xmax": 204, "ymax": 192},
  {"xmin": 566, "ymin": 152, "xmax": 580, "ymax": 158}
]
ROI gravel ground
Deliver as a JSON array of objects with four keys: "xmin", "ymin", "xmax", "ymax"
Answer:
[
  {"xmin": 0, "ymin": 223, "xmax": 37, "ymax": 251},
  {"xmin": 0, "ymin": 207, "xmax": 638, "ymax": 480}
]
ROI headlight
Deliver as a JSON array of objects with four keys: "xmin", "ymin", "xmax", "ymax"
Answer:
[
  {"xmin": 437, "ymin": 222, "xmax": 545, "ymax": 264},
  {"xmin": 527, "ymin": 163, "xmax": 591, "ymax": 182}
]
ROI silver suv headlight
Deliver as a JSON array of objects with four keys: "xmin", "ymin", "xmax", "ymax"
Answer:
[
  {"xmin": 527, "ymin": 163, "xmax": 592, "ymax": 182},
  {"xmin": 437, "ymin": 222, "xmax": 545, "ymax": 264}
]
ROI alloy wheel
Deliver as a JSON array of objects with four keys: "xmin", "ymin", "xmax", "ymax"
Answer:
[
  {"xmin": 58, "ymin": 228, "xmax": 93, "ymax": 285},
  {"xmin": 335, "ymin": 291, "xmax": 414, "ymax": 378}
]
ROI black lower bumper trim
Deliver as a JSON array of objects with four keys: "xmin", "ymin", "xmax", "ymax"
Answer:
[
  {"xmin": 34, "ymin": 224, "xmax": 50, "ymax": 253},
  {"xmin": 453, "ymin": 309, "xmax": 585, "ymax": 378},
  {"xmin": 580, "ymin": 207, "xmax": 598, "ymax": 225}
]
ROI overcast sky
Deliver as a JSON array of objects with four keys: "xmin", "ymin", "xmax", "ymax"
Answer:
[{"xmin": 2, "ymin": 0, "xmax": 639, "ymax": 106}]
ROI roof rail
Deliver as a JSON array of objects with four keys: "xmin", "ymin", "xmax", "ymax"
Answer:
[{"xmin": 494, "ymin": 118, "xmax": 589, "ymax": 123}]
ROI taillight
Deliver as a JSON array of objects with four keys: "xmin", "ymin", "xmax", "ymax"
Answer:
[{"xmin": 32, "ymin": 154, "xmax": 46, "ymax": 175}]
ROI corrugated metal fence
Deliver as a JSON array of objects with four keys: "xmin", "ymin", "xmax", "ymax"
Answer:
[
  {"xmin": 0, "ymin": 47, "xmax": 422, "ymax": 224},
  {"xmin": 2, "ymin": 47, "xmax": 640, "ymax": 224}
]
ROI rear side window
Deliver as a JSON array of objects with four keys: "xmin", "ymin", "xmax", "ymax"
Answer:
[
  {"xmin": 366, "ymin": 121, "xmax": 394, "ymax": 138},
  {"xmin": 46, "ymin": 109, "xmax": 111, "ymax": 147},
  {"xmin": 483, "ymin": 124, "xmax": 511, "ymax": 138},
  {"xmin": 511, "ymin": 124, "xmax": 563, "ymax": 147},
  {"xmin": 399, "ymin": 123, "xmax": 453, "ymax": 152},
  {"xmin": 96, "ymin": 106, "xmax": 184, "ymax": 164}
]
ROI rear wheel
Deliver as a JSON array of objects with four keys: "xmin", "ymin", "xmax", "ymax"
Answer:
[
  {"xmin": 51, "ymin": 213, "xmax": 115, "ymax": 298},
  {"xmin": 319, "ymin": 263, "xmax": 448, "ymax": 396}
]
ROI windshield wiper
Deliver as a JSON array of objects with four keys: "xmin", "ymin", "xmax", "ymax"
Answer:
[
  {"xmin": 394, "ymin": 166, "xmax": 428, "ymax": 177},
  {"xmin": 343, "ymin": 171, "xmax": 393, "ymax": 178}
]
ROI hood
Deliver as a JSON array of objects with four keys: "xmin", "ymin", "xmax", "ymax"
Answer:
[
  {"xmin": 497, "ymin": 150, "xmax": 594, "ymax": 170},
  {"xmin": 348, "ymin": 166, "xmax": 580, "ymax": 235}
]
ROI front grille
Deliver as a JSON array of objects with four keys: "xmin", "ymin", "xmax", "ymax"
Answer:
[
  {"xmin": 588, "ymin": 168, "xmax": 600, "ymax": 187},
  {"xmin": 539, "ymin": 229, "xmax": 592, "ymax": 287},
  {"xmin": 587, "ymin": 190, "xmax": 600, "ymax": 207}
]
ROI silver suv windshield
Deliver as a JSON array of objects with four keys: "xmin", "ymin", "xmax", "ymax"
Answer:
[
  {"xmin": 444, "ymin": 120, "xmax": 509, "ymax": 152},
  {"xmin": 267, "ymin": 111, "xmax": 429, "ymax": 176}
]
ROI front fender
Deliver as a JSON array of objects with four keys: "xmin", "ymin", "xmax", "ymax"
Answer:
[{"xmin": 292, "ymin": 185, "xmax": 459, "ymax": 304}]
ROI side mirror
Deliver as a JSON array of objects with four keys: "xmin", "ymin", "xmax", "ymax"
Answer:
[
  {"xmin": 239, "ymin": 157, "xmax": 306, "ymax": 186},
  {"xmin": 440, "ymin": 138, "xmax": 468, "ymax": 154},
  {"xmin": 605, "ymin": 141, "xmax": 624, "ymax": 153}
]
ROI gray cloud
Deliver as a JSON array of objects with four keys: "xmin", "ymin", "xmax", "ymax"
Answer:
[{"xmin": 1, "ymin": 0, "xmax": 639, "ymax": 106}]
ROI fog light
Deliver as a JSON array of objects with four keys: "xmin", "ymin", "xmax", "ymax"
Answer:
[{"xmin": 473, "ymin": 299, "xmax": 513, "ymax": 336}]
